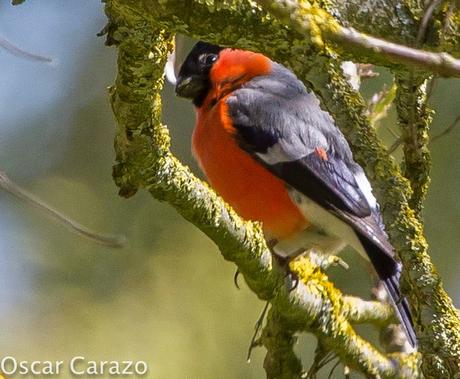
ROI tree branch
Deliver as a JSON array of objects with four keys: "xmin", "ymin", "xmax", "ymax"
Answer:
[
  {"xmin": 255, "ymin": 0, "xmax": 460, "ymax": 77},
  {"xmin": 324, "ymin": 0, "xmax": 460, "ymax": 57},
  {"xmin": 262, "ymin": 307, "xmax": 303, "ymax": 379},
  {"xmin": 285, "ymin": 257, "xmax": 419, "ymax": 377},
  {"xmin": 302, "ymin": 55, "xmax": 460, "ymax": 379},
  {"xmin": 0, "ymin": 36, "xmax": 53, "ymax": 63},
  {"xmin": 393, "ymin": 2, "xmax": 437, "ymax": 219},
  {"xmin": 104, "ymin": 2, "xmax": 421, "ymax": 377},
  {"xmin": 321, "ymin": 0, "xmax": 418, "ymax": 45},
  {"xmin": 342, "ymin": 296, "xmax": 395, "ymax": 325},
  {"xmin": 394, "ymin": 72, "xmax": 432, "ymax": 217},
  {"xmin": 0, "ymin": 170, "xmax": 126, "ymax": 248},
  {"xmin": 103, "ymin": 0, "xmax": 460, "ymax": 376},
  {"xmin": 252, "ymin": 1, "xmax": 460, "ymax": 373}
]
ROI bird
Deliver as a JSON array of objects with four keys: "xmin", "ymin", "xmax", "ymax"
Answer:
[{"xmin": 175, "ymin": 41, "xmax": 416, "ymax": 347}]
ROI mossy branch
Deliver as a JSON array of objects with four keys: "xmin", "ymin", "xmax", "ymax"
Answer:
[
  {"xmin": 104, "ymin": 1, "xmax": 421, "ymax": 377},
  {"xmin": 252, "ymin": 1, "xmax": 460, "ymax": 376},
  {"xmin": 394, "ymin": 72, "xmax": 432, "ymax": 217},
  {"xmin": 255, "ymin": 0, "xmax": 460, "ymax": 77},
  {"xmin": 393, "ymin": 5, "xmax": 435, "ymax": 219},
  {"xmin": 302, "ymin": 54, "xmax": 459, "ymax": 379},
  {"xmin": 104, "ymin": 0, "xmax": 460, "ymax": 377},
  {"xmin": 321, "ymin": 0, "xmax": 460, "ymax": 56}
]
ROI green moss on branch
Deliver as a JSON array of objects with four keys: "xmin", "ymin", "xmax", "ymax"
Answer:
[
  {"xmin": 104, "ymin": 0, "xmax": 460, "ymax": 377},
  {"xmin": 255, "ymin": 0, "xmax": 460, "ymax": 77},
  {"xmin": 304, "ymin": 58, "xmax": 460, "ymax": 377},
  {"xmin": 105, "ymin": 3, "xmax": 279, "ymax": 299},
  {"xmin": 104, "ymin": 1, "xmax": 421, "ymax": 377},
  {"xmin": 394, "ymin": 72, "xmax": 433, "ymax": 216}
]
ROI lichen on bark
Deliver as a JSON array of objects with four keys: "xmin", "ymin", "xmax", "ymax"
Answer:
[{"xmin": 102, "ymin": 0, "xmax": 460, "ymax": 377}]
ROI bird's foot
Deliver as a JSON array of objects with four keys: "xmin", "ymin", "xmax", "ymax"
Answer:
[{"xmin": 271, "ymin": 253, "xmax": 302, "ymax": 292}]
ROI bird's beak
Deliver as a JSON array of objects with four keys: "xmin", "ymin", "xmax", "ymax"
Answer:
[{"xmin": 175, "ymin": 75, "xmax": 206, "ymax": 99}]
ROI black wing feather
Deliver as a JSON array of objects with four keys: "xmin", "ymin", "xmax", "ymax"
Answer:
[
  {"xmin": 234, "ymin": 119, "xmax": 372, "ymax": 217},
  {"xmin": 269, "ymin": 153, "xmax": 372, "ymax": 218},
  {"xmin": 225, "ymin": 64, "xmax": 417, "ymax": 346},
  {"xmin": 226, "ymin": 63, "xmax": 372, "ymax": 218}
]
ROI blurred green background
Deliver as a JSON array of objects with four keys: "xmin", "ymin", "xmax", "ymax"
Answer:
[{"xmin": 1, "ymin": 2, "xmax": 459, "ymax": 378}]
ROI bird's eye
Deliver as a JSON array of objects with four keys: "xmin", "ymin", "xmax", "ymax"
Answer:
[{"xmin": 204, "ymin": 54, "xmax": 218, "ymax": 65}]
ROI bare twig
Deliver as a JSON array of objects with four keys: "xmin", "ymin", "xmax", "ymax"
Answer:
[
  {"xmin": 431, "ymin": 115, "xmax": 460, "ymax": 142},
  {"xmin": 416, "ymin": 0, "xmax": 444, "ymax": 45},
  {"xmin": 0, "ymin": 36, "xmax": 52, "ymax": 63},
  {"xmin": 0, "ymin": 170, "xmax": 126, "ymax": 247},
  {"xmin": 304, "ymin": 342, "xmax": 334, "ymax": 378},
  {"xmin": 327, "ymin": 359, "xmax": 341, "ymax": 379},
  {"xmin": 388, "ymin": 137, "xmax": 402, "ymax": 154}
]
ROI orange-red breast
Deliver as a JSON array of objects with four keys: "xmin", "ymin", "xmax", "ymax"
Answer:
[{"xmin": 176, "ymin": 41, "xmax": 416, "ymax": 347}]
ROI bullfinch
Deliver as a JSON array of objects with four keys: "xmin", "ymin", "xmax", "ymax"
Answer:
[{"xmin": 175, "ymin": 41, "xmax": 416, "ymax": 347}]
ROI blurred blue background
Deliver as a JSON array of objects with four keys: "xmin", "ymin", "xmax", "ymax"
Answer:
[{"xmin": 1, "ymin": 2, "xmax": 459, "ymax": 378}]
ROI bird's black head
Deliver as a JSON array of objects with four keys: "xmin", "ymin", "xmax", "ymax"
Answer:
[{"xmin": 175, "ymin": 41, "xmax": 223, "ymax": 107}]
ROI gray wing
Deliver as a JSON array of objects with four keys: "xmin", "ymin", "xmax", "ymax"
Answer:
[
  {"xmin": 225, "ymin": 65, "xmax": 416, "ymax": 346},
  {"xmin": 226, "ymin": 63, "xmax": 375, "ymax": 219}
]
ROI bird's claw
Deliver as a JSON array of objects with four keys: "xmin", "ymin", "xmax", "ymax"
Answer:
[
  {"xmin": 234, "ymin": 268, "xmax": 241, "ymax": 289},
  {"xmin": 286, "ymin": 271, "xmax": 300, "ymax": 292}
]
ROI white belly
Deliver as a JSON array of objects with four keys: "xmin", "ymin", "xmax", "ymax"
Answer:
[{"xmin": 273, "ymin": 189, "xmax": 367, "ymax": 259}]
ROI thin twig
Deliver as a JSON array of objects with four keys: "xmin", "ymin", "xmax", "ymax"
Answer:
[
  {"xmin": 0, "ymin": 170, "xmax": 126, "ymax": 247},
  {"xmin": 0, "ymin": 36, "xmax": 53, "ymax": 63},
  {"xmin": 416, "ymin": 0, "xmax": 444, "ymax": 45},
  {"xmin": 388, "ymin": 114, "xmax": 460, "ymax": 152},
  {"xmin": 388, "ymin": 137, "xmax": 402, "ymax": 154},
  {"xmin": 327, "ymin": 359, "xmax": 341, "ymax": 379},
  {"xmin": 431, "ymin": 115, "xmax": 460, "ymax": 142},
  {"xmin": 338, "ymin": 29, "xmax": 460, "ymax": 76},
  {"xmin": 305, "ymin": 346, "xmax": 334, "ymax": 378},
  {"xmin": 247, "ymin": 301, "xmax": 270, "ymax": 362},
  {"xmin": 388, "ymin": 127, "xmax": 400, "ymax": 139}
]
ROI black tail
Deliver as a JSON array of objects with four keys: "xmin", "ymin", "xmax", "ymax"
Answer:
[{"xmin": 357, "ymin": 235, "xmax": 417, "ymax": 348}]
